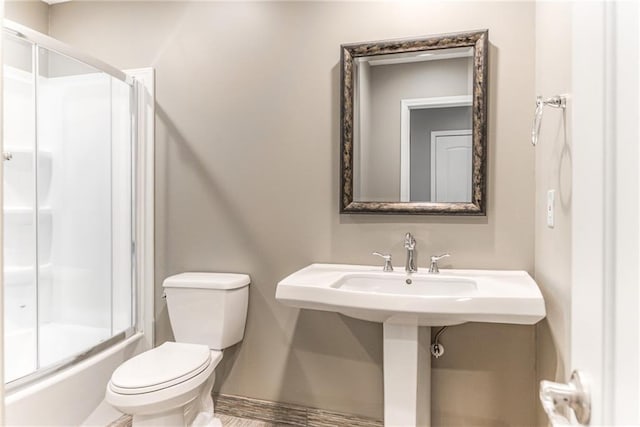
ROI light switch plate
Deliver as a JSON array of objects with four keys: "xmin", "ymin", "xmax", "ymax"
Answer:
[{"xmin": 547, "ymin": 189, "xmax": 555, "ymax": 228}]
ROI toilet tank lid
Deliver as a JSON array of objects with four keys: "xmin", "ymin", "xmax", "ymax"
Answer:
[{"xmin": 163, "ymin": 272, "xmax": 250, "ymax": 290}]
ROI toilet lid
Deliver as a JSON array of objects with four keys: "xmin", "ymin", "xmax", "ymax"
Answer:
[{"xmin": 110, "ymin": 342, "xmax": 212, "ymax": 394}]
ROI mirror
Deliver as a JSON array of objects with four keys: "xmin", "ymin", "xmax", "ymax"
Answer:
[{"xmin": 340, "ymin": 30, "xmax": 488, "ymax": 215}]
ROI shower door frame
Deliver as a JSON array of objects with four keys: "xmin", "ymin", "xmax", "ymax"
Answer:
[{"xmin": 2, "ymin": 19, "xmax": 154, "ymax": 391}]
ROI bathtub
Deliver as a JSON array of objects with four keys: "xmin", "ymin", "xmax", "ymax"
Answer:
[{"xmin": 5, "ymin": 332, "xmax": 147, "ymax": 426}]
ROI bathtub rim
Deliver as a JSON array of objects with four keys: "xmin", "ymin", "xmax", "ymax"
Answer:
[
  {"xmin": 5, "ymin": 327, "xmax": 138, "ymax": 394},
  {"xmin": 5, "ymin": 331, "xmax": 145, "ymax": 404}
]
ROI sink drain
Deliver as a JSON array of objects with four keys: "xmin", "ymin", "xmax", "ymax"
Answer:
[{"xmin": 405, "ymin": 278, "xmax": 412, "ymax": 285}]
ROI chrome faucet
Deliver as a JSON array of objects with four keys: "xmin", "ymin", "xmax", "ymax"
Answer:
[
  {"xmin": 404, "ymin": 233, "xmax": 417, "ymax": 273},
  {"xmin": 428, "ymin": 253, "xmax": 450, "ymax": 274}
]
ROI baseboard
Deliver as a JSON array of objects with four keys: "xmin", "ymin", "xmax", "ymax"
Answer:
[{"xmin": 213, "ymin": 393, "xmax": 383, "ymax": 427}]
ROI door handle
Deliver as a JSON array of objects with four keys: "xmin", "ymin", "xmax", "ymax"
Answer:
[{"xmin": 540, "ymin": 370, "xmax": 591, "ymax": 425}]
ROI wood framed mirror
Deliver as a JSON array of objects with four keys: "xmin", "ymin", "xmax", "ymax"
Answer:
[{"xmin": 340, "ymin": 30, "xmax": 488, "ymax": 215}]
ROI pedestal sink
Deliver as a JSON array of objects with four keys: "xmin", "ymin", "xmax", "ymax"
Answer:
[{"xmin": 276, "ymin": 264, "xmax": 546, "ymax": 426}]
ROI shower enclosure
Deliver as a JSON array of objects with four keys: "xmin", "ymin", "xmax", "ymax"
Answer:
[{"xmin": 3, "ymin": 21, "xmax": 147, "ymax": 389}]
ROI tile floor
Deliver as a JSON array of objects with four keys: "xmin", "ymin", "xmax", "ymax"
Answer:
[
  {"xmin": 87, "ymin": 400, "xmax": 276, "ymax": 427},
  {"xmin": 106, "ymin": 413, "xmax": 275, "ymax": 427},
  {"xmin": 219, "ymin": 414, "xmax": 276, "ymax": 426}
]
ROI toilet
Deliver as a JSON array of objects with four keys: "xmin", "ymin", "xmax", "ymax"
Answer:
[{"xmin": 106, "ymin": 272, "xmax": 250, "ymax": 427}]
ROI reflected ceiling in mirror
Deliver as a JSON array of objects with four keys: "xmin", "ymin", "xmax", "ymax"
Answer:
[{"xmin": 340, "ymin": 31, "xmax": 488, "ymax": 215}]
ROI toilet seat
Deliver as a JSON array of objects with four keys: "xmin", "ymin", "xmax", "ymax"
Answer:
[
  {"xmin": 110, "ymin": 342, "xmax": 212, "ymax": 394},
  {"xmin": 106, "ymin": 343, "xmax": 223, "ymax": 416}
]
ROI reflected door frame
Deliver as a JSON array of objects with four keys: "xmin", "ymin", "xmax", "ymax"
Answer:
[{"xmin": 399, "ymin": 95, "xmax": 472, "ymax": 202}]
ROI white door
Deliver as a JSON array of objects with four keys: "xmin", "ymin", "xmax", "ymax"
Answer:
[
  {"xmin": 540, "ymin": 2, "xmax": 640, "ymax": 425},
  {"xmin": 430, "ymin": 130, "xmax": 472, "ymax": 202}
]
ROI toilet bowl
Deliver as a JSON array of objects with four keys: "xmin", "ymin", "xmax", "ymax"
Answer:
[
  {"xmin": 106, "ymin": 273, "xmax": 250, "ymax": 426},
  {"xmin": 106, "ymin": 342, "xmax": 221, "ymax": 426}
]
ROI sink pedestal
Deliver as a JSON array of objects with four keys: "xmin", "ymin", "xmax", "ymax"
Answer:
[
  {"xmin": 276, "ymin": 264, "xmax": 547, "ymax": 426},
  {"xmin": 383, "ymin": 323, "xmax": 431, "ymax": 427}
]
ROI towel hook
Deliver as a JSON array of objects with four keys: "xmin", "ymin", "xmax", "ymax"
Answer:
[{"xmin": 531, "ymin": 95, "xmax": 566, "ymax": 146}]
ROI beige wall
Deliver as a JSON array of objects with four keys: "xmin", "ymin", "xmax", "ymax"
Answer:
[
  {"xmin": 5, "ymin": 0, "xmax": 48, "ymax": 34},
  {"xmin": 9, "ymin": 1, "xmax": 537, "ymax": 424},
  {"xmin": 534, "ymin": 2, "xmax": 573, "ymax": 426}
]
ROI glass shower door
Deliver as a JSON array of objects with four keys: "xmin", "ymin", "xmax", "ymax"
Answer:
[
  {"xmin": 3, "ymin": 34, "xmax": 37, "ymax": 383},
  {"xmin": 3, "ymin": 33, "xmax": 135, "ymax": 384},
  {"xmin": 36, "ymin": 45, "xmax": 134, "ymax": 367},
  {"xmin": 36, "ymin": 47, "xmax": 114, "ymax": 366}
]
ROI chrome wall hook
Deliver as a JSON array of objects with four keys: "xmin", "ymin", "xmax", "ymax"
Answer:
[{"xmin": 531, "ymin": 95, "xmax": 567, "ymax": 146}]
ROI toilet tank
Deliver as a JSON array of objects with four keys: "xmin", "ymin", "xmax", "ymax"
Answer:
[{"xmin": 163, "ymin": 272, "xmax": 250, "ymax": 350}]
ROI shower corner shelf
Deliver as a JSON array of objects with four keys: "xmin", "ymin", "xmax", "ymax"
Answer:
[
  {"xmin": 4, "ymin": 206, "xmax": 52, "ymax": 213},
  {"xmin": 4, "ymin": 207, "xmax": 52, "ymax": 225},
  {"xmin": 4, "ymin": 263, "xmax": 53, "ymax": 286},
  {"xmin": 3, "ymin": 145, "xmax": 53, "ymax": 157},
  {"xmin": 4, "ymin": 65, "xmax": 33, "ymax": 82}
]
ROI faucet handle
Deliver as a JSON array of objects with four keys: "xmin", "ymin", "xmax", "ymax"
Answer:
[
  {"xmin": 429, "ymin": 253, "xmax": 450, "ymax": 274},
  {"xmin": 430, "ymin": 253, "xmax": 450, "ymax": 262},
  {"xmin": 372, "ymin": 252, "xmax": 394, "ymax": 272}
]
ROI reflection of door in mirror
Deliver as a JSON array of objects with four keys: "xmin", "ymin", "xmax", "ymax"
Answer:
[
  {"xmin": 430, "ymin": 130, "xmax": 472, "ymax": 202},
  {"xmin": 400, "ymin": 98, "xmax": 472, "ymax": 202}
]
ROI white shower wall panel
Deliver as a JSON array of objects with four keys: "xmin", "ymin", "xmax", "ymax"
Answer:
[
  {"xmin": 2, "ymin": 151, "xmax": 35, "ymax": 209},
  {"xmin": 3, "ymin": 66, "xmax": 34, "ymax": 150},
  {"xmin": 3, "ymin": 208, "xmax": 35, "ymax": 268}
]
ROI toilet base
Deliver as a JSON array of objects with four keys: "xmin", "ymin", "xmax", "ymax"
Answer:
[
  {"xmin": 186, "ymin": 372, "xmax": 218, "ymax": 427},
  {"xmin": 127, "ymin": 371, "xmax": 218, "ymax": 427},
  {"xmin": 133, "ymin": 408, "xmax": 185, "ymax": 426}
]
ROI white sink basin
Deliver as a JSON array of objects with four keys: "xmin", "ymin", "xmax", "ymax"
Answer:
[
  {"xmin": 276, "ymin": 263, "xmax": 546, "ymax": 426},
  {"xmin": 333, "ymin": 273, "xmax": 477, "ymax": 295},
  {"xmin": 276, "ymin": 263, "xmax": 545, "ymax": 326}
]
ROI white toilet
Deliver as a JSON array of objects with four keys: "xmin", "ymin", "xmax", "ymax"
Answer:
[{"xmin": 106, "ymin": 272, "xmax": 250, "ymax": 427}]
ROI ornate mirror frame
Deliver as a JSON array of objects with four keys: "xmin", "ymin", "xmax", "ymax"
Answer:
[{"xmin": 340, "ymin": 30, "xmax": 488, "ymax": 215}]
